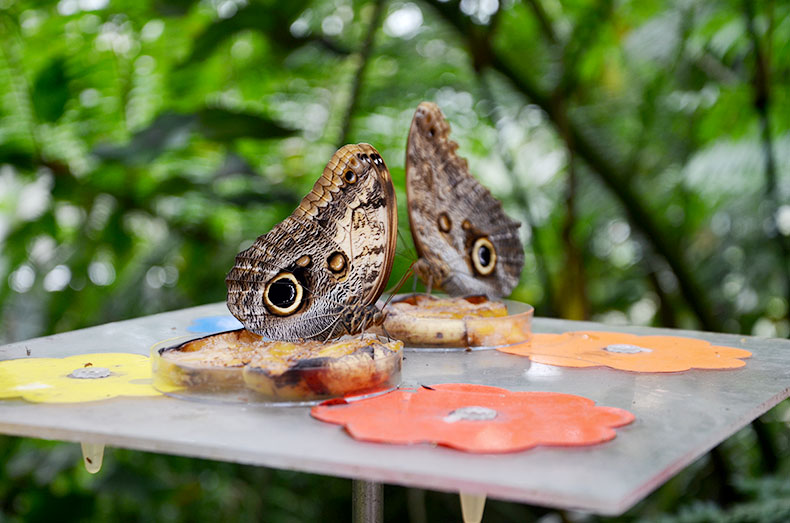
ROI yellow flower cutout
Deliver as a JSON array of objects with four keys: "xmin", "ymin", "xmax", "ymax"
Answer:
[{"xmin": 0, "ymin": 353, "xmax": 161, "ymax": 403}]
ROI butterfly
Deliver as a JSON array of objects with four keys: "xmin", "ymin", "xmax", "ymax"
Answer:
[
  {"xmin": 406, "ymin": 102, "xmax": 524, "ymax": 299},
  {"xmin": 226, "ymin": 144, "xmax": 397, "ymax": 341}
]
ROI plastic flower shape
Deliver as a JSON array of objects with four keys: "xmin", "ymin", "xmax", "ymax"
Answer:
[
  {"xmin": 311, "ymin": 383, "xmax": 634, "ymax": 453},
  {"xmin": 497, "ymin": 331, "xmax": 751, "ymax": 372},
  {"xmin": 0, "ymin": 353, "xmax": 160, "ymax": 403}
]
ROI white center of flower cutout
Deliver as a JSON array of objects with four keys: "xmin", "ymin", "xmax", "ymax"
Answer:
[
  {"xmin": 68, "ymin": 367, "xmax": 111, "ymax": 379},
  {"xmin": 603, "ymin": 344, "xmax": 652, "ymax": 354},
  {"xmin": 443, "ymin": 406, "xmax": 498, "ymax": 423}
]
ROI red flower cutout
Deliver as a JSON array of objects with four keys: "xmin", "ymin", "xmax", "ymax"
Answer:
[{"xmin": 311, "ymin": 383, "xmax": 634, "ymax": 453}]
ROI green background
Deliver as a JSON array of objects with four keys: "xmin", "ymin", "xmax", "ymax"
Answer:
[{"xmin": 1, "ymin": 0, "xmax": 789, "ymax": 520}]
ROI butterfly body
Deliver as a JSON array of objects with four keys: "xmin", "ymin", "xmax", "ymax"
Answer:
[
  {"xmin": 226, "ymin": 144, "xmax": 396, "ymax": 340},
  {"xmin": 406, "ymin": 102, "xmax": 524, "ymax": 299}
]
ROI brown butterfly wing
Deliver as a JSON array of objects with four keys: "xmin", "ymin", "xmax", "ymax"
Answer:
[
  {"xmin": 226, "ymin": 144, "xmax": 397, "ymax": 340},
  {"xmin": 406, "ymin": 102, "xmax": 523, "ymax": 298}
]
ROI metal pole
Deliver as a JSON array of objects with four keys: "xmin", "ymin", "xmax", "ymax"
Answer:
[{"xmin": 352, "ymin": 479, "xmax": 383, "ymax": 523}]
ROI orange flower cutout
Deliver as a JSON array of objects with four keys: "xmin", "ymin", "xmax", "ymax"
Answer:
[
  {"xmin": 497, "ymin": 331, "xmax": 751, "ymax": 372},
  {"xmin": 311, "ymin": 383, "xmax": 634, "ymax": 453}
]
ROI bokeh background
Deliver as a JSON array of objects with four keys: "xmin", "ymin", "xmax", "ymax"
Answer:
[{"xmin": 1, "ymin": 0, "xmax": 789, "ymax": 521}]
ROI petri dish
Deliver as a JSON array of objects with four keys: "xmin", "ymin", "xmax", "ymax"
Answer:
[
  {"xmin": 151, "ymin": 330, "xmax": 403, "ymax": 405},
  {"xmin": 377, "ymin": 294, "xmax": 533, "ymax": 351}
]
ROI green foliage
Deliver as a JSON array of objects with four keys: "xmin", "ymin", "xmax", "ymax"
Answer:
[
  {"xmin": 0, "ymin": 436, "xmax": 352, "ymax": 523},
  {"xmin": 1, "ymin": 0, "xmax": 789, "ymax": 520},
  {"xmin": 31, "ymin": 58, "xmax": 70, "ymax": 122}
]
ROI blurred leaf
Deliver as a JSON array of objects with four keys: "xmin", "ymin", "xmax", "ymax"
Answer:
[
  {"xmin": 214, "ymin": 152, "xmax": 257, "ymax": 178},
  {"xmin": 153, "ymin": 0, "xmax": 200, "ymax": 16},
  {"xmin": 0, "ymin": 143, "xmax": 35, "ymax": 170},
  {"xmin": 196, "ymin": 108, "xmax": 295, "ymax": 142},
  {"xmin": 180, "ymin": 1, "xmax": 345, "ymax": 66},
  {"xmin": 93, "ymin": 109, "xmax": 294, "ymax": 165},
  {"xmin": 93, "ymin": 113, "xmax": 194, "ymax": 165},
  {"xmin": 31, "ymin": 58, "xmax": 69, "ymax": 123}
]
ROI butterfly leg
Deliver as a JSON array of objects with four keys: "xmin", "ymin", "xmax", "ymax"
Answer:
[
  {"xmin": 413, "ymin": 257, "xmax": 447, "ymax": 295},
  {"xmin": 323, "ymin": 314, "xmax": 345, "ymax": 343},
  {"xmin": 379, "ymin": 321, "xmax": 393, "ymax": 342},
  {"xmin": 323, "ymin": 327, "xmax": 336, "ymax": 343}
]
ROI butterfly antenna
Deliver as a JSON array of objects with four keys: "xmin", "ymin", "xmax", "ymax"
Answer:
[
  {"xmin": 394, "ymin": 250, "xmax": 418, "ymax": 264},
  {"xmin": 396, "ymin": 228, "xmax": 418, "ymax": 260},
  {"xmin": 382, "ymin": 263, "xmax": 415, "ymax": 310}
]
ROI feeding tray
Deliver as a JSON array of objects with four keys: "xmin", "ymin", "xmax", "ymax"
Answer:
[
  {"xmin": 377, "ymin": 294, "xmax": 533, "ymax": 350},
  {"xmin": 152, "ymin": 330, "xmax": 402, "ymax": 405}
]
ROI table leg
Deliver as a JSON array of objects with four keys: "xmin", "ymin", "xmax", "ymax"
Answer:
[
  {"xmin": 459, "ymin": 492, "xmax": 486, "ymax": 523},
  {"xmin": 80, "ymin": 442, "xmax": 105, "ymax": 474},
  {"xmin": 352, "ymin": 479, "xmax": 383, "ymax": 523}
]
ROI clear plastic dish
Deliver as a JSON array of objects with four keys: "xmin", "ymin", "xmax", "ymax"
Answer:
[
  {"xmin": 377, "ymin": 294, "xmax": 533, "ymax": 351},
  {"xmin": 151, "ymin": 330, "xmax": 403, "ymax": 405}
]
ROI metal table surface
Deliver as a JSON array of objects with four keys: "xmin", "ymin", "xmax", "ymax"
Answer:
[{"xmin": 1, "ymin": 302, "xmax": 789, "ymax": 516}]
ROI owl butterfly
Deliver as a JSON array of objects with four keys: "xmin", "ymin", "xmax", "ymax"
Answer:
[
  {"xmin": 406, "ymin": 102, "xmax": 524, "ymax": 299},
  {"xmin": 226, "ymin": 144, "xmax": 397, "ymax": 341}
]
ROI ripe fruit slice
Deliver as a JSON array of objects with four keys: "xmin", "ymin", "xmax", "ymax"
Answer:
[
  {"xmin": 154, "ymin": 329, "xmax": 262, "ymax": 390},
  {"xmin": 244, "ymin": 337, "xmax": 402, "ymax": 401},
  {"xmin": 379, "ymin": 294, "xmax": 532, "ymax": 348},
  {"xmin": 153, "ymin": 330, "xmax": 402, "ymax": 402}
]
